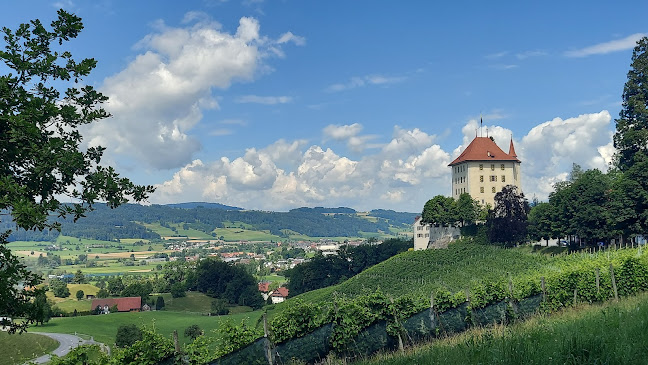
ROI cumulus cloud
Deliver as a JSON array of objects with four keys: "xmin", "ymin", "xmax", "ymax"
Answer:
[
  {"xmin": 322, "ymin": 123, "xmax": 379, "ymax": 152},
  {"xmin": 151, "ymin": 111, "xmax": 615, "ymax": 211},
  {"xmin": 84, "ymin": 15, "xmax": 303, "ymax": 169},
  {"xmin": 565, "ymin": 33, "xmax": 647, "ymax": 57}
]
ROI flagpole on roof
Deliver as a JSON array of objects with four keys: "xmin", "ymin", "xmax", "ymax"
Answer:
[{"xmin": 480, "ymin": 113, "xmax": 483, "ymax": 138}]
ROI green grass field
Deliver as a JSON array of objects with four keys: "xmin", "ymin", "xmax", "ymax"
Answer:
[
  {"xmin": 0, "ymin": 331, "xmax": 59, "ymax": 365},
  {"xmin": 357, "ymin": 292, "xmax": 648, "ymax": 365},
  {"xmin": 212, "ymin": 227, "xmax": 282, "ymax": 242},
  {"xmin": 160, "ymin": 291, "xmax": 213, "ymax": 313},
  {"xmin": 34, "ymin": 310, "xmax": 263, "ymax": 348}
]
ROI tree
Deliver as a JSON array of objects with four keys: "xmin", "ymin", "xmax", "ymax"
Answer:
[
  {"xmin": 0, "ymin": 10, "xmax": 154, "ymax": 333},
  {"xmin": 29, "ymin": 291, "xmax": 51, "ymax": 325},
  {"xmin": 96, "ymin": 288, "xmax": 109, "ymax": 298},
  {"xmin": 184, "ymin": 324, "xmax": 203, "ymax": 340},
  {"xmin": 487, "ymin": 185, "xmax": 530, "ymax": 246},
  {"xmin": 115, "ymin": 324, "xmax": 143, "ymax": 348},
  {"xmin": 614, "ymin": 36, "xmax": 648, "ymax": 171},
  {"xmin": 211, "ymin": 298, "xmax": 229, "ymax": 315},
  {"xmin": 72, "ymin": 270, "xmax": 86, "ymax": 284},
  {"xmin": 527, "ymin": 202, "xmax": 555, "ymax": 246},
  {"xmin": 75, "ymin": 289, "xmax": 84, "ymax": 301},
  {"xmin": 170, "ymin": 282, "xmax": 186, "ymax": 298},
  {"xmin": 107, "ymin": 277, "xmax": 124, "ymax": 296},
  {"xmin": 421, "ymin": 195, "xmax": 457, "ymax": 226},
  {"xmin": 155, "ymin": 296, "xmax": 165, "ymax": 310},
  {"xmin": 50, "ymin": 279, "xmax": 70, "ymax": 298},
  {"xmin": 455, "ymin": 193, "xmax": 479, "ymax": 227}
]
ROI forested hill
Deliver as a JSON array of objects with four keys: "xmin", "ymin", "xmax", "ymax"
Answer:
[
  {"xmin": 9, "ymin": 204, "xmax": 417, "ymax": 242},
  {"xmin": 165, "ymin": 202, "xmax": 243, "ymax": 210}
]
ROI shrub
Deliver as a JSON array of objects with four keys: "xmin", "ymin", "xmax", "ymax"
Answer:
[
  {"xmin": 115, "ymin": 324, "xmax": 142, "ymax": 348},
  {"xmin": 184, "ymin": 324, "xmax": 203, "ymax": 340}
]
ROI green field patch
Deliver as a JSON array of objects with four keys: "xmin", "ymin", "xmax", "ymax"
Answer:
[
  {"xmin": 222, "ymin": 221, "xmax": 256, "ymax": 230},
  {"xmin": 139, "ymin": 222, "xmax": 176, "ymax": 237},
  {"xmin": 35, "ymin": 309, "xmax": 263, "ymax": 348},
  {"xmin": 160, "ymin": 291, "xmax": 213, "ymax": 313},
  {"xmin": 212, "ymin": 227, "xmax": 282, "ymax": 242},
  {"xmin": 0, "ymin": 331, "xmax": 59, "ymax": 365},
  {"xmin": 119, "ymin": 238, "xmax": 151, "ymax": 244}
]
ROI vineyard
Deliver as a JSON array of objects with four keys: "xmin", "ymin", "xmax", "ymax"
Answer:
[
  {"xmin": 213, "ymin": 241, "xmax": 648, "ymax": 364},
  {"xmin": 287, "ymin": 242, "xmax": 552, "ymax": 304}
]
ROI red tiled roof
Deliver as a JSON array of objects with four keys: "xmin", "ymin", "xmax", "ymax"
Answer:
[
  {"xmin": 449, "ymin": 137, "xmax": 520, "ymax": 166},
  {"xmin": 91, "ymin": 297, "xmax": 142, "ymax": 312},
  {"xmin": 509, "ymin": 138, "xmax": 518, "ymax": 157},
  {"xmin": 271, "ymin": 287, "xmax": 289, "ymax": 298},
  {"xmin": 258, "ymin": 282, "xmax": 270, "ymax": 292}
]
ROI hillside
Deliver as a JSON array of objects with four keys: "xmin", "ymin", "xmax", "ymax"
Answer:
[
  {"xmin": 7, "ymin": 203, "xmax": 417, "ymax": 242},
  {"xmin": 289, "ymin": 242, "xmax": 548, "ymax": 304}
]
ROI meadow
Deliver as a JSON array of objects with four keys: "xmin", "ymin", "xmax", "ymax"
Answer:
[
  {"xmin": 0, "ymin": 331, "xmax": 58, "ymax": 365},
  {"xmin": 32, "ymin": 309, "xmax": 263, "ymax": 348}
]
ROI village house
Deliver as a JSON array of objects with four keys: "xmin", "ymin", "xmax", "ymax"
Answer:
[
  {"xmin": 91, "ymin": 297, "xmax": 142, "ymax": 313},
  {"xmin": 270, "ymin": 287, "xmax": 289, "ymax": 304}
]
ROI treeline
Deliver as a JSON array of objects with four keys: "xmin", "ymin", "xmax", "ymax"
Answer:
[
  {"xmin": 0, "ymin": 221, "xmax": 60, "ymax": 242},
  {"xmin": 285, "ymin": 238, "xmax": 412, "ymax": 296},
  {"xmin": 528, "ymin": 164, "xmax": 648, "ymax": 246},
  {"xmin": 51, "ymin": 204, "xmax": 397, "ymax": 240}
]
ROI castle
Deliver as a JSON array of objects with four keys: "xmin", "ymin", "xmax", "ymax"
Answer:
[
  {"xmin": 448, "ymin": 136, "xmax": 521, "ymax": 207},
  {"xmin": 414, "ymin": 134, "xmax": 522, "ymax": 250}
]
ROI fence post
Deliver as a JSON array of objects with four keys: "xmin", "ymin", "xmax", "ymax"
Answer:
[
  {"xmin": 389, "ymin": 297, "xmax": 404, "ymax": 353},
  {"xmin": 541, "ymin": 277, "xmax": 546, "ymax": 302},
  {"xmin": 573, "ymin": 288, "xmax": 577, "ymax": 306},
  {"xmin": 595, "ymin": 268, "xmax": 600, "ymax": 295},
  {"xmin": 263, "ymin": 313, "xmax": 274, "ymax": 365},
  {"xmin": 610, "ymin": 263, "xmax": 619, "ymax": 301},
  {"xmin": 173, "ymin": 330, "xmax": 180, "ymax": 353}
]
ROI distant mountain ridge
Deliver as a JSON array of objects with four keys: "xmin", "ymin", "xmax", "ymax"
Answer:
[{"xmin": 165, "ymin": 202, "xmax": 243, "ymax": 211}]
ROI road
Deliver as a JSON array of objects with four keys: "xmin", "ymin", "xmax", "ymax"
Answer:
[{"xmin": 27, "ymin": 332, "xmax": 105, "ymax": 364}]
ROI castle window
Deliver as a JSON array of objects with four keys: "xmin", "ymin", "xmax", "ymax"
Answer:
[
  {"xmin": 479, "ymin": 164, "xmax": 483, "ymax": 170},
  {"xmin": 492, "ymin": 186, "xmax": 496, "ymax": 193},
  {"xmin": 490, "ymin": 175, "xmax": 497, "ymax": 182},
  {"xmin": 491, "ymin": 164, "xmax": 495, "ymax": 171},
  {"xmin": 480, "ymin": 175, "xmax": 484, "ymax": 182},
  {"xmin": 425, "ymin": 233, "xmax": 429, "ymax": 238},
  {"xmin": 480, "ymin": 187, "xmax": 484, "ymax": 193},
  {"xmin": 417, "ymin": 234, "xmax": 423, "ymax": 238},
  {"xmin": 502, "ymin": 175, "xmax": 506, "ymax": 183},
  {"xmin": 501, "ymin": 164, "xmax": 505, "ymax": 170}
]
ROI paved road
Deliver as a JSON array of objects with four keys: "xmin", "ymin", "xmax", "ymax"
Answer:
[{"xmin": 27, "ymin": 332, "xmax": 103, "ymax": 364}]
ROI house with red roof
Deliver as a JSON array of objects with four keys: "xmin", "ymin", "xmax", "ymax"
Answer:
[
  {"xmin": 448, "ymin": 135, "xmax": 521, "ymax": 207},
  {"xmin": 270, "ymin": 287, "xmax": 289, "ymax": 304},
  {"xmin": 91, "ymin": 297, "xmax": 142, "ymax": 313}
]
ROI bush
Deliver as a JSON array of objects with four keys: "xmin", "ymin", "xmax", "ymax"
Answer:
[
  {"xmin": 170, "ymin": 282, "xmax": 186, "ymax": 298},
  {"xmin": 210, "ymin": 299, "xmax": 229, "ymax": 315},
  {"xmin": 184, "ymin": 324, "xmax": 203, "ymax": 340},
  {"xmin": 76, "ymin": 290, "xmax": 84, "ymax": 301},
  {"xmin": 116, "ymin": 324, "xmax": 143, "ymax": 347},
  {"xmin": 155, "ymin": 296, "xmax": 165, "ymax": 310}
]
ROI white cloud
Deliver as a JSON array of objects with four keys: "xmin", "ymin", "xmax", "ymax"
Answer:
[
  {"xmin": 236, "ymin": 95, "xmax": 293, "ymax": 104},
  {"xmin": 485, "ymin": 51, "xmax": 509, "ymax": 59},
  {"xmin": 84, "ymin": 15, "xmax": 301, "ymax": 170},
  {"xmin": 277, "ymin": 32, "xmax": 306, "ymax": 46},
  {"xmin": 152, "ymin": 111, "xmax": 615, "ymax": 211},
  {"xmin": 326, "ymin": 74, "xmax": 406, "ymax": 92},
  {"xmin": 322, "ymin": 123, "xmax": 379, "ymax": 153},
  {"xmin": 565, "ymin": 33, "xmax": 647, "ymax": 57}
]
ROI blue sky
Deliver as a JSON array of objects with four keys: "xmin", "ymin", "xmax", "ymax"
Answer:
[{"xmin": 2, "ymin": 1, "xmax": 647, "ymax": 212}]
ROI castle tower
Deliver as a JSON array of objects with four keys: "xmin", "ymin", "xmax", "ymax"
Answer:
[{"xmin": 448, "ymin": 136, "xmax": 521, "ymax": 207}]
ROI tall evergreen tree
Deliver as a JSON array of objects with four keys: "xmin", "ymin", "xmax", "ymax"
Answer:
[{"xmin": 614, "ymin": 36, "xmax": 648, "ymax": 171}]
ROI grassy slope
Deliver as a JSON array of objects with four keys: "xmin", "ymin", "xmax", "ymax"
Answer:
[
  {"xmin": 34, "ymin": 310, "xmax": 262, "ymax": 348},
  {"xmin": 358, "ymin": 292, "xmax": 648, "ymax": 365},
  {"xmin": 290, "ymin": 242, "xmax": 552, "ymax": 305},
  {"xmin": 47, "ymin": 284, "xmax": 101, "ymax": 313},
  {"xmin": 0, "ymin": 332, "xmax": 59, "ymax": 365}
]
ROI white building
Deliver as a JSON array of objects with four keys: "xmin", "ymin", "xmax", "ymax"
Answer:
[{"xmin": 448, "ymin": 136, "xmax": 521, "ymax": 207}]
